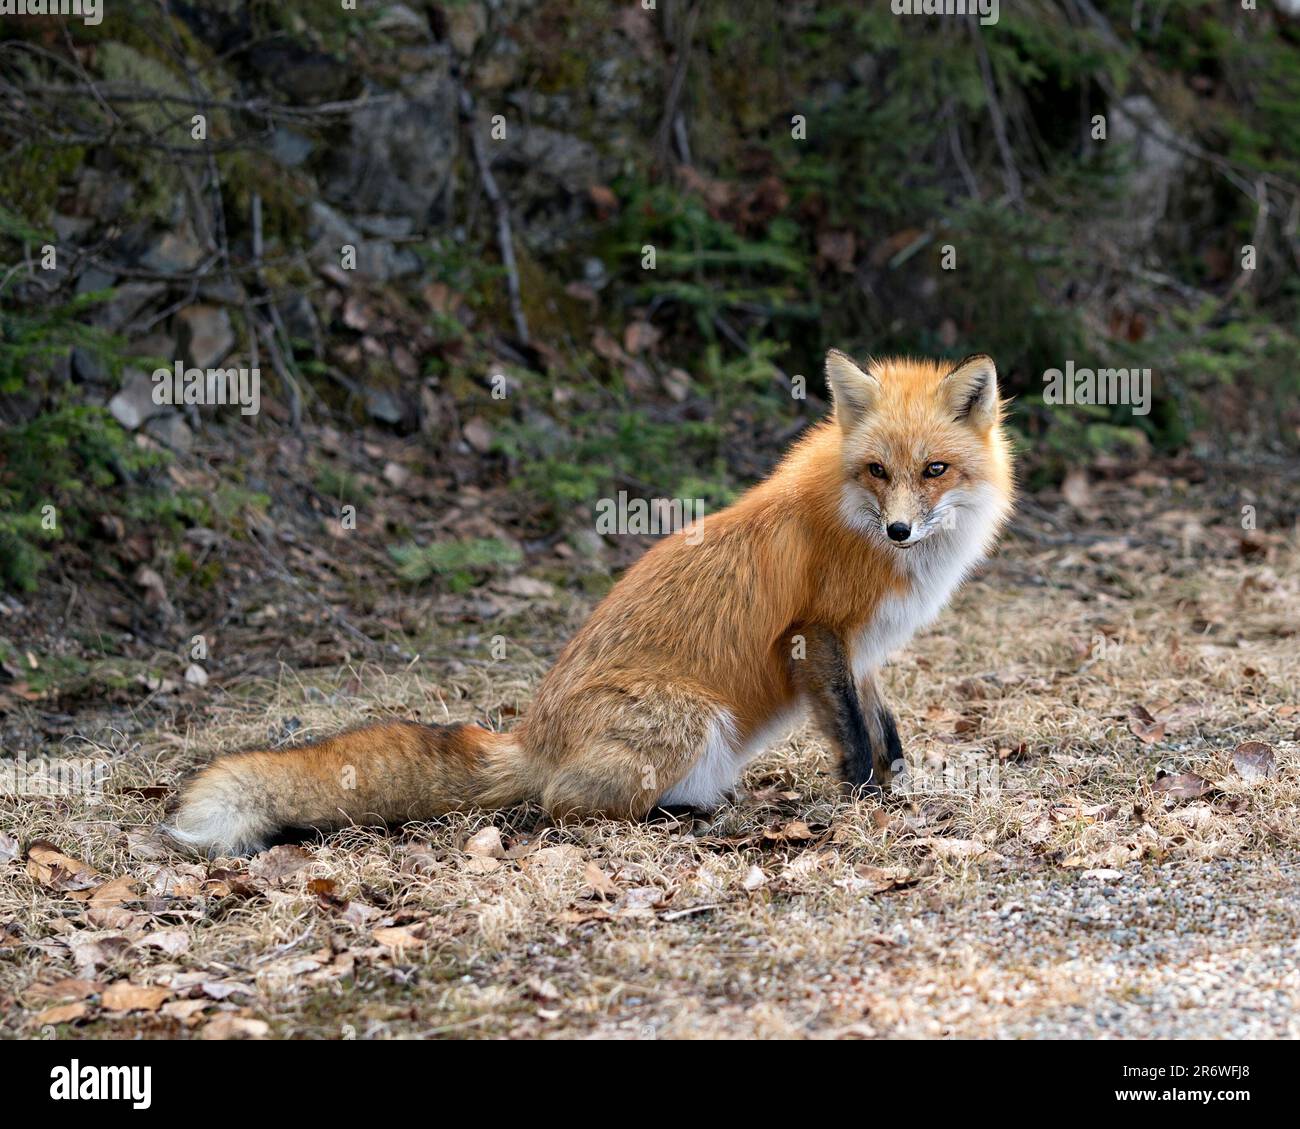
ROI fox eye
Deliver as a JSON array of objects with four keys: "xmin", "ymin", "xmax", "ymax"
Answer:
[
  {"xmin": 866, "ymin": 463, "xmax": 887, "ymax": 479},
  {"xmin": 923, "ymin": 462, "xmax": 949, "ymax": 478}
]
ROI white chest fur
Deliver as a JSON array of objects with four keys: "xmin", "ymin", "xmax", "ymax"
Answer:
[
  {"xmin": 658, "ymin": 484, "xmax": 1005, "ymax": 809},
  {"xmin": 849, "ymin": 483, "xmax": 1004, "ymax": 681}
]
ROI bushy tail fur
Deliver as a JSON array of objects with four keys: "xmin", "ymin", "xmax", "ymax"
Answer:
[{"xmin": 163, "ymin": 721, "xmax": 533, "ymax": 856}]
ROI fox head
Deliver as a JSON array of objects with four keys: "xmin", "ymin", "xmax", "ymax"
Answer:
[{"xmin": 825, "ymin": 350, "xmax": 1012, "ymax": 550}]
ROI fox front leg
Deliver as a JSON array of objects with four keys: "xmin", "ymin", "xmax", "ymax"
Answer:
[
  {"xmin": 856, "ymin": 672, "xmax": 902, "ymax": 790},
  {"xmin": 789, "ymin": 626, "xmax": 884, "ymax": 793}
]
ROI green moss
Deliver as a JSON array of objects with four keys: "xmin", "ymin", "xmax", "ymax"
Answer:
[
  {"xmin": 0, "ymin": 644, "xmax": 159, "ymax": 699},
  {"xmin": 220, "ymin": 150, "xmax": 312, "ymax": 247},
  {"xmin": 390, "ymin": 538, "xmax": 524, "ymax": 592},
  {"xmin": 0, "ymin": 145, "xmax": 84, "ymax": 229},
  {"xmin": 313, "ymin": 461, "xmax": 372, "ymax": 504},
  {"xmin": 0, "ymin": 405, "xmax": 199, "ymax": 592}
]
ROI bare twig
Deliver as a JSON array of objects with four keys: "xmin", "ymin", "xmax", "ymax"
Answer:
[
  {"xmin": 655, "ymin": 0, "xmax": 701, "ymax": 173},
  {"xmin": 971, "ymin": 26, "xmax": 1022, "ymax": 206},
  {"xmin": 946, "ymin": 108, "xmax": 982, "ymax": 202},
  {"xmin": 458, "ymin": 88, "xmax": 529, "ymax": 345}
]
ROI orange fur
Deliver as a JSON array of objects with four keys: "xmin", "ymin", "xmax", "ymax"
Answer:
[{"xmin": 165, "ymin": 352, "xmax": 1014, "ymax": 855}]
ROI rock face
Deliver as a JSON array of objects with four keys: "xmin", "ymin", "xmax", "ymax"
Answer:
[
  {"xmin": 323, "ymin": 69, "xmax": 459, "ymax": 224},
  {"xmin": 139, "ymin": 225, "xmax": 205, "ymax": 274},
  {"xmin": 486, "ymin": 122, "xmax": 610, "ymax": 252},
  {"xmin": 145, "ymin": 413, "xmax": 194, "ymax": 452},
  {"xmin": 306, "ymin": 203, "xmax": 420, "ymax": 282},
  {"xmin": 107, "ymin": 369, "xmax": 167, "ymax": 431},
  {"xmin": 91, "ymin": 283, "xmax": 166, "ymax": 332},
  {"xmin": 175, "ymin": 306, "xmax": 236, "ymax": 370},
  {"xmin": 1107, "ymin": 96, "xmax": 1188, "ymax": 248}
]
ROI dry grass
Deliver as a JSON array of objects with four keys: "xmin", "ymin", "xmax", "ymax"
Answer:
[{"xmin": 3, "ymin": 490, "xmax": 1299, "ymax": 1039}]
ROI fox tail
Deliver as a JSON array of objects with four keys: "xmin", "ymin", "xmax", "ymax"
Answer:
[{"xmin": 163, "ymin": 721, "xmax": 534, "ymax": 856}]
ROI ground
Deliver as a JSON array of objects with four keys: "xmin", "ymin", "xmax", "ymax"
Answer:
[{"xmin": 1, "ymin": 462, "xmax": 1297, "ymax": 1039}]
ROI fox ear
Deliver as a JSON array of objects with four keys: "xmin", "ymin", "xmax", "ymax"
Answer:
[
  {"xmin": 825, "ymin": 349, "xmax": 880, "ymax": 432},
  {"xmin": 941, "ymin": 354, "xmax": 998, "ymax": 430}
]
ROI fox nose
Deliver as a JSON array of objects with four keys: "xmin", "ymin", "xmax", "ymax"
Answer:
[{"xmin": 886, "ymin": 521, "xmax": 911, "ymax": 542}]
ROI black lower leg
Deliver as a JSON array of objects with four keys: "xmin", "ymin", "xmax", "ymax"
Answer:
[
  {"xmin": 835, "ymin": 684, "xmax": 878, "ymax": 790},
  {"xmin": 789, "ymin": 627, "xmax": 879, "ymax": 792},
  {"xmin": 875, "ymin": 706, "xmax": 902, "ymax": 779}
]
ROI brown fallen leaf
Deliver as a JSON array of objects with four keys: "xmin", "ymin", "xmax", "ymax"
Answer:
[
  {"xmin": 555, "ymin": 906, "xmax": 611, "ymax": 926},
  {"xmin": 460, "ymin": 855, "xmax": 501, "ymax": 874},
  {"xmin": 1064, "ymin": 844, "xmax": 1139, "ymax": 869},
  {"xmin": 202, "ymin": 870, "xmax": 259, "ymax": 899},
  {"xmin": 87, "ymin": 875, "xmax": 143, "ymax": 907},
  {"xmin": 372, "ymin": 923, "xmax": 429, "ymax": 951},
  {"xmin": 248, "ymin": 844, "xmax": 311, "ymax": 883},
  {"xmin": 916, "ymin": 837, "xmax": 1003, "ymax": 861},
  {"xmin": 762, "ymin": 820, "xmax": 814, "ymax": 844},
  {"xmin": 35, "ymin": 1002, "xmax": 89, "ymax": 1026},
  {"xmin": 101, "ymin": 982, "xmax": 172, "ymax": 1013},
  {"xmin": 26, "ymin": 977, "xmax": 102, "ymax": 1002},
  {"xmin": 149, "ymin": 864, "xmax": 206, "ymax": 897},
  {"xmin": 582, "ymin": 862, "xmax": 619, "ymax": 900},
  {"xmin": 199, "ymin": 980, "xmax": 254, "ymax": 1001},
  {"xmin": 1128, "ymin": 705, "xmax": 1166, "ymax": 745},
  {"xmin": 610, "ymin": 886, "xmax": 665, "ymax": 917},
  {"xmin": 464, "ymin": 827, "xmax": 505, "ymax": 859},
  {"xmin": 524, "ymin": 977, "xmax": 562, "ymax": 1003},
  {"xmin": 871, "ymin": 809, "xmax": 906, "ymax": 834},
  {"xmin": 592, "ymin": 326, "xmax": 629, "ymax": 365},
  {"xmin": 200, "ymin": 1015, "xmax": 269, "ymax": 1040},
  {"xmin": 26, "ymin": 841, "xmax": 103, "ymax": 892},
  {"xmin": 133, "ymin": 929, "xmax": 191, "ymax": 957},
  {"xmin": 1232, "ymin": 741, "xmax": 1277, "ymax": 783},
  {"xmin": 67, "ymin": 934, "xmax": 132, "ymax": 976},
  {"xmin": 1153, "ymin": 771, "xmax": 1216, "ymax": 801},
  {"xmin": 161, "ymin": 999, "xmax": 212, "ymax": 1026},
  {"xmin": 1051, "ymin": 800, "xmax": 1119, "ymax": 824},
  {"xmin": 308, "ymin": 952, "xmax": 356, "ymax": 984},
  {"xmin": 747, "ymin": 786, "xmax": 802, "ymax": 808},
  {"xmin": 520, "ymin": 844, "xmax": 587, "ymax": 871},
  {"xmin": 1172, "ymin": 804, "xmax": 1215, "ymax": 828},
  {"xmin": 853, "ymin": 864, "xmax": 915, "ymax": 893},
  {"xmin": 84, "ymin": 906, "xmax": 143, "ymax": 931},
  {"xmin": 783, "ymin": 850, "xmax": 837, "ymax": 879},
  {"xmin": 398, "ymin": 844, "xmax": 443, "ymax": 874}
]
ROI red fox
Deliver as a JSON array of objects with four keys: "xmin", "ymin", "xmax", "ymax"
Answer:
[{"xmin": 165, "ymin": 352, "xmax": 1014, "ymax": 855}]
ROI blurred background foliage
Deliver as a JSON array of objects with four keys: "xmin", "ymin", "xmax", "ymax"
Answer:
[{"xmin": 1, "ymin": 0, "xmax": 1298, "ymax": 594}]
